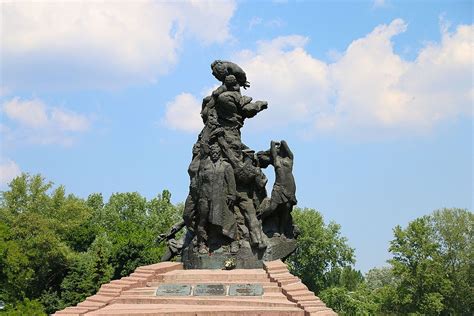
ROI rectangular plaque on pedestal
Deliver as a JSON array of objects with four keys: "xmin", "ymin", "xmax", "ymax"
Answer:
[
  {"xmin": 193, "ymin": 284, "xmax": 226, "ymax": 296},
  {"xmin": 156, "ymin": 284, "xmax": 191, "ymax": 296},
  {"xmin": 229, "ymin": 284, "xmax": 264, "ymax": 296}
]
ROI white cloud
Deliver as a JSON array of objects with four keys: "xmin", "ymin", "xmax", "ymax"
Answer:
[
  {"xmin": 318, "ymin": 19, "xmax": 473, "ymax": 136},
  {"xmin": 1, "ymin": 97, "xmax": 91, "ymax": 145},
  {"xmin": 177, "ymin": 1, "xmax": 236, "ymax": 44},
  {"xmin": 51, "ymin": 108, "xmax": 90, "ymax": 132},
  {"xmin": 248, "ymin": 16, "xmax": 284, "ymax": 30},
  {"xmin": 0, "ymin": 159, "xmax": 21, "ymax": 187},
  {"xmin": 321, "ymin": 19, "xmax": 412, "ymax": 134},
  {"xmin": 1, "ymin": 1, "xmax": 236, "ymax": 91},
  {"xmin": 248, "ymin": 17, "xmax": 263, "ymax": 30},
  {"xmin": 3, "ymin": 98, "xmax": 49, "ymax": 128},
  {"xmin": 373, "ymin": 0, "xmax": 388, "ymax": 8},
  {"xmin": 236, "ymin": 35, "xmax": 330, "ymax": 129},
  {"xmin": 164, "ymin": 19, "xmax": 473, "ymax": 139},
  {"xmin": 164, "ymin": 93, "xmax": 203, "ymax": 133}
]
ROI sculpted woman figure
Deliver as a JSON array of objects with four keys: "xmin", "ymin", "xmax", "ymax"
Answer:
[{"xmin": 259, "ymin": 140, "xmax": 297, "ymax": 237}]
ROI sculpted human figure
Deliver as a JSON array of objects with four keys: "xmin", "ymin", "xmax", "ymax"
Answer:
[
  {"xmin": 196, "ymin": 142, "xmax": 237, "ymax": 254},
  {"xmin": 217, "ymin": 135, "xmax": 266, "ymax": 249},
  {"xmin": 183, "ymin": 142, "xmax": 201, "ymax": 231},
  {"xmin": 215, "ymin": 77, "xmax": 268, "ymax": 130},
  {"xmin": 176, "ymin": 60, "xmax": 299, "ymax": 268},
  {"xmin": 211, "ymin": 60, "xmax": 250, "ymax": 89},
  {"xmin": 157, "ymin": 221, "xmax": 192, "ymax": 262},
  {"xmin": 260, "ymin": 140, "xmax": 297, "ymax": 237}
]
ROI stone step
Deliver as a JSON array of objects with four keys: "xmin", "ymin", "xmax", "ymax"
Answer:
[
  {"xmin": 145, "ymin": 283, "xmax": 281, "ymax": 293},
  {"xmin": 134, "ymin": 262, "xmax": 183, "ymax": 272},
  {"xmin": 148, "ymin": 280, "xmax": 275, "ymax": 286},
  {"xmin": 85, "ymin": 295, "xmax": 116, "ymax": 304},
  {"xmin": 158, "ymin": 273, "xmax": 269, "ymax": 282},
  {"xmin": 304, "ymin": 306, "xmax": 337, "ymax": 315},
  {"xmin": 96, "ymin": 290, "xmax": 121, "ymax": 297},
  {"xmin": 162, "ymin": 269, "xmax": 266, "ymax": 276},
  {"xmin": 87, "ymin": 303, "xmax": 305, "ymax": 316},
  {"xmin": 76, "ymin": 301, "xmax": 107, "ymax": 309},
  {"xmin": 122, "ymin": 290, "xmax": 157, "ymax": 296},
  {"xmin": 112, "ymin": 296, "xmax": 298, "ymax": 307},
  {"xmin": 120, "ymin": 289, "xmax": 286, "ymax": 297},
  {"xmin": 54, "ymin": 306, "xmax": 92, "ymax": 315},
  {"xmin": 110, "ymin": 279, "xmax": 137, "ymax": 285}
]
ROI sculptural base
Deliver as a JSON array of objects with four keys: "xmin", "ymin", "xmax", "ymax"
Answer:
[
  {"xmin": 262, "ymin": 235, "xmax": 298, "ymax": 262},
  {"xmin": 182, "ymin": 240, "xmax": 263, "ymax": 269},
  {"xmin": 182, "ymin": 236, "xmax": 297, "ymax": 269},
  {"xmin": 53, "ymin": 260, "xmax": 337, "ymax": 315}
]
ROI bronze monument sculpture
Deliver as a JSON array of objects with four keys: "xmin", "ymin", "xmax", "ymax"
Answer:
[{"xmin": 161, "ymin": 60, "xmax": 298, "ymax": 269}]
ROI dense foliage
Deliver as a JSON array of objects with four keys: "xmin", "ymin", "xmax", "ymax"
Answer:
[
  {"xmin": 0, "ymin": 174, "xmax": 181, "ymax": 314},
  {"xmin": 311, "ymin": 208, "xmax": 473, "ymax": 315},
  {"xmin": 0, "ymin": 174, "xmax": 471, "ymax": 315},
  {"xmin": 287, "ymin": 208, "xmax": 356, "ymax": 293}
]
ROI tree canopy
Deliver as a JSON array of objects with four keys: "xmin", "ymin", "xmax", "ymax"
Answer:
[
  {"xmin": 0, "ymin": 174, "xmax": 181, "ymax": 314},
  {"xmin": 0, "ymin": 174, "xmax": 471, "ymax": 315}
]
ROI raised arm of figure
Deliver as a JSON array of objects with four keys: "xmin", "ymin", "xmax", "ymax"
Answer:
[
  {"xmin": 270, "ymin": 141, "xmax": 281, "ymax": 168},
  {"xmin": 280, "ymin": 140, "xmax": 294, "ymax": 160}
]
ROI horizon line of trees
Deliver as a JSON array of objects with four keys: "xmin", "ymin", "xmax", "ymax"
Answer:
[{"xmin": 0, "ymin": 174, "xmax": 472, "ymax": 315}]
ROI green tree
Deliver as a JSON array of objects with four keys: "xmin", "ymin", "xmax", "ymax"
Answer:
[
  {"xmin": 287, "ymin": 208, "xmax": 355, "ymax": 293},
  {"xmin": 325, "ymin": 266, "xmax": 364, "ymax": 291},
  {"xmin": 0, "ymin": 222, "xmax": 32, "ymax": 304},
  {"xmin": 95, "ymin": 190, "xmax": 181, "ymax": 278},
  {"xmin": 0, "ymin": 174, "xmax": 183, "ymax": 314},
  {"xmin": 2, "ymin": 298, "xmax": 46, "ymax": 316},
  {"xmin": 386, "ymin": 209, "xmax": 473, "ymax": 315},
  {"xmin": 0, "ymin": 175, "xmax": 78, "ymax": 313},
  {"xmin": 60, "ymin": 233, "xmax": 113, "ymax": 307},
  {"xmin": 389, "ymin": 217, "xmax": 450, "ymax": 314},
  {"xmin": 320, "ymin": 286, "xmax": 378, "ymax": 315},
  {"xmin": 364, "ymin": 266, "xmax": 396, "ymax": 291},
  {"xmin": 429, "ymin": 208, "xmax": 473, "ymax": 314},
  {"xmin": 364, "ymin": 267, "xmax": 399, "ymax": 314}
]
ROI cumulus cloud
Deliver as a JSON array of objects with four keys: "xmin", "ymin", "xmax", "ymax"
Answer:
[
  {"xmin": 236, "ymin": 35, "xmax": 331, "ymax": 129},
  {"xmin": 318, "ymin": 19, "xmax": 472, "ymax": 137},
  {"xmin": 1, "ymin": 1, "xmax": 236, "ymax": 91},
  {"xmin": 1, "ymin": 97, "xmax": 91, "ymax": 145},
  {"xmin": 164, "ymin": 19, "xmax": 473, "ymax": 139},
  {"xmin": 0, "ymin": 159, "xmax": 21, "ymax": 187},
  {"xmin": 164, "ymin": 93, "xmax": 203, "ymax": 133}
]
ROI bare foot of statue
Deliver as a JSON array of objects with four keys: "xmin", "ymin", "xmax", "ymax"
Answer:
[{"xmin": 230, "ymin": 241, "xmax": 239, "ymax": 253}]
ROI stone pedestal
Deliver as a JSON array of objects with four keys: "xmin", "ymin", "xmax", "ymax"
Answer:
[
  {"xmin": 52, "ymin": 260, "xmax": 337, "ymax": 316},
  {"xmin": 182, "ymin": 236, "xmax": 297, "ymax": 269}
]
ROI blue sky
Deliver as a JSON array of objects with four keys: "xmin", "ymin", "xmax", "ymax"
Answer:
[{"xmin": 1, "ymin": 0, "xmax": 472, "ymax": 272}]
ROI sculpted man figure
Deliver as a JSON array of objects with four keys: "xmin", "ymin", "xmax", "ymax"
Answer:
[
  {"xmin": 222, "ymin": 144, "xmax": 267, "ymax": 250},
  {"xmin": 196, "ymin": 142, "xmax": 237, "ymax": 254}
]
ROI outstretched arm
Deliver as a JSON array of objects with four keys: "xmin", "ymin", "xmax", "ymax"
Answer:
[
  {"xmin": 270, "ymin": 141, "xmax": 279, "ymax": 166},
  {"xmin": 241, "ymin": 99, "xmax": 268, "ymax": 118}
]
